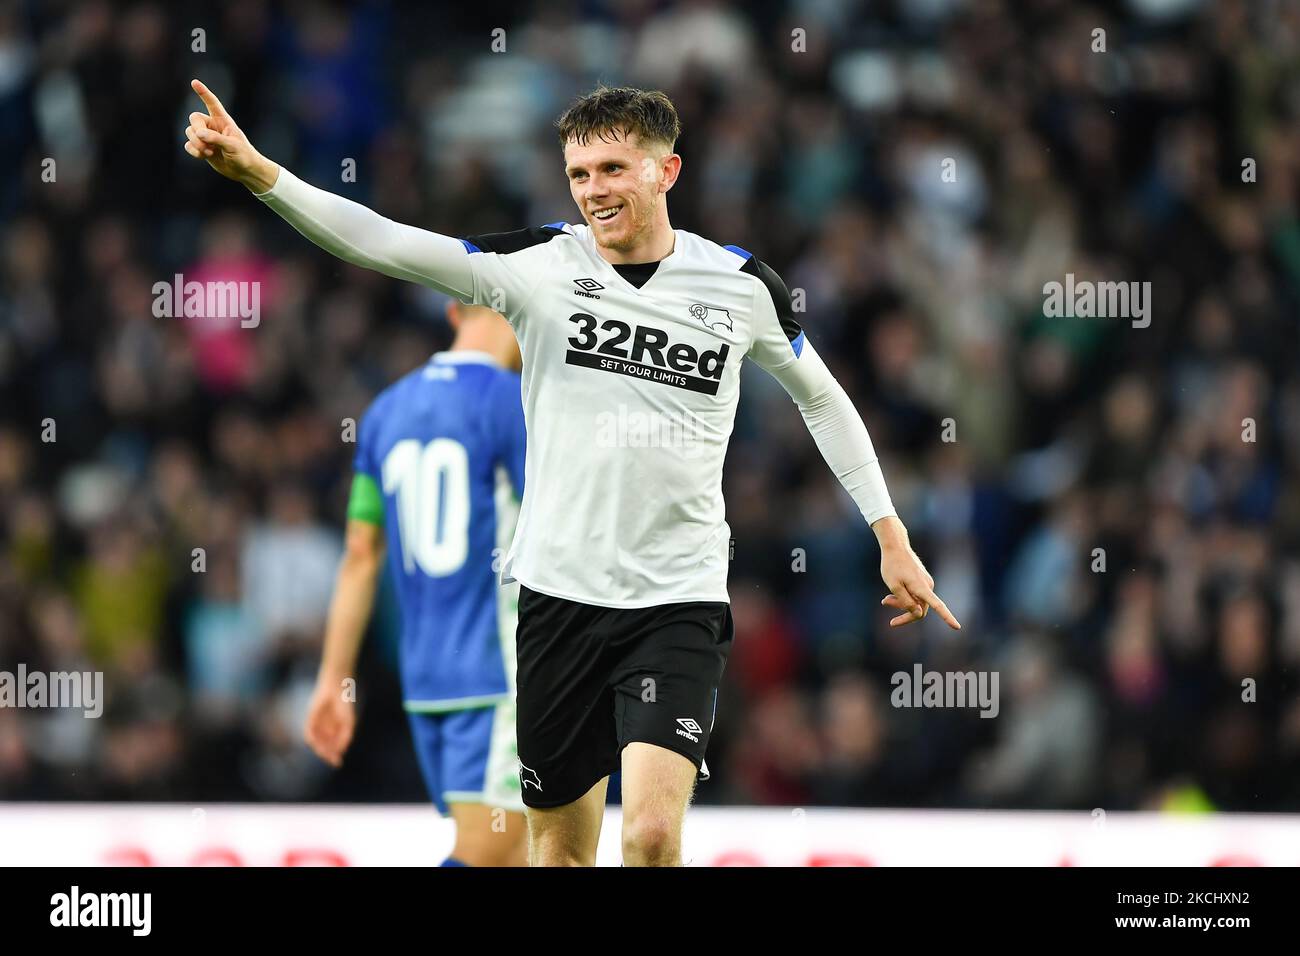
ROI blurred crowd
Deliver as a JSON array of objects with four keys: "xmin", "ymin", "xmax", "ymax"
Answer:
[{"xmin": 2, "ymin": 0, "xmax": 1299, "ymax": 811}]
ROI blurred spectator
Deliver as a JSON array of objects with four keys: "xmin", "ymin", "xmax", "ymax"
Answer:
[
  {"xmin": 965, "ymin": 637, "xmax": 1102, "ymax": 808},
  {"xmin": 240, "ymin": 483, "xmax": 340, "ymax": 653}
]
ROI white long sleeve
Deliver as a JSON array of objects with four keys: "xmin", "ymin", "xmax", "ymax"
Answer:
[
  {"xmin": 764, "ymin": 339, "xmax": 897, "ymax": 526},
  {"xmin": 254, "ymin": 167, "xmax": 475, "ymax": 299}
]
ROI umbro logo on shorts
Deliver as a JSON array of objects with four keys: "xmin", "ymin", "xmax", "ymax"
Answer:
[
  {"xmin": 519, "ymin": 761, "xmax": 543, "ymax": 791},
  {"xmin": 675, "ymin": 718, "xmax": 702, "ymax": 743}
]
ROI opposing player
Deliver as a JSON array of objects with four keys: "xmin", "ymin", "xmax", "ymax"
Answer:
[
  {"xmin": 303, "ymin": 299, "xmax": 528, "ymax": 867},
  {"xmin": 187, "ymin": 78, "xmax": 959, "ymax": 867}
]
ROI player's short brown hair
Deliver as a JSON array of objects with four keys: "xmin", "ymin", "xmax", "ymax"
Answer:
[{"xmin": 555, "ymin": 86, "xmax": 681, "ymax": 153}]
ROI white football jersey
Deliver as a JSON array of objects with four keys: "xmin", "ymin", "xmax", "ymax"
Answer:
[
  {"xmin": 462, "ymin": 222, "xmax": 818, "ymax": 608},
  {"xmin": 256, "ymin": 169, "xmax": 896, "ymax": 611}
]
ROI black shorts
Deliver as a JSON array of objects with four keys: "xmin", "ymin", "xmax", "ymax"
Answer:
[{"xmin": 514, "ymin": 585, "xmax": 733, "ymax": 809}]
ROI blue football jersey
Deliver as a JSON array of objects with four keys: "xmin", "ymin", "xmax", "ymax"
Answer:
[{"xmin": 352, "ymin": 351, "xmax": 526, "ymax": 709}]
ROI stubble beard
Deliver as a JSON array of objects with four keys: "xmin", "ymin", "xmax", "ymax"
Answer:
[{"xmin": 593, "ymin": 196, "xmax": 655, "ymax": 256}]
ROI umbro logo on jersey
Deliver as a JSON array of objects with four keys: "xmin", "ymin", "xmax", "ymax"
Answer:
[
  {"xmin": 675, "ymin": 718, "xmax": 702, "ymax": 743},
  {"xmin": 689, "ymin": 303, "xmax": 733, "ymax": 333},
  {"xmin": 573, "ymin": 278, "xmax": 604, "ymax": 299},
  {"xmin": 566, "ymin": 313, "xmax": 730, "ymax": 395},
  {"xmin": 519, "ymin": 761, "xmax": 543, "ymax": 791}
]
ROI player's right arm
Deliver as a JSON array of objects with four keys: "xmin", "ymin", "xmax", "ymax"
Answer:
[
  {"xmin": 305, "ymin": 515, "xmax": 386, "ymax": 768},
  {"xmin": 185, "ymin": 78, "xmax": 513, "ymax": 305},
  {"xmin": 306, "ymin": 397, "xmax": 390, "ymax": 766}
]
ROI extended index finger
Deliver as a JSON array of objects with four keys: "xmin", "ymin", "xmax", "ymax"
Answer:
[
  {"xmin": 191, "ymin": 78, "xmax": 229, "ymax": 118},
  {"xmin": 916, "ymin": 584, "xmax": 961, "ymax": 630}
]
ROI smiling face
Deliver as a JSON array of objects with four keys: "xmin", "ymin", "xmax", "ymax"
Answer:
[{"xmin": 564, "ymin": 129, "xmax": 680, "ymax": 260}]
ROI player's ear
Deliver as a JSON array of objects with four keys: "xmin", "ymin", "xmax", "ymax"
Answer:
[
  {"xmin": 659, "ymin": 153, "xmax": 682, "ymax": 194},
  {"xmin": 445, "ymin": 299, "xmax": 463, "ymax": 329}
]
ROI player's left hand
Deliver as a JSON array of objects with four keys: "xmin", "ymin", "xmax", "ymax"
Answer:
[{"xmin": 879, "ymin": 547, "xmax": 961, "ymax": 630}]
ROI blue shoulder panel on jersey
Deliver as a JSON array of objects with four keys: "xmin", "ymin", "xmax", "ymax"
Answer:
[
  {"xmin": 724, "ymin": 244, "xmax": 752, "ymax": 261},
  {"xmin": 791, "ymin": 330, "xmax": 806, "ymax": 358},
  {"xmin": 543, "ymin": 221, "xmax": 568, "ymax": 231},
  {"xmin": 460, "ymin": 238, "xmax": 482, "ymax": 254}
]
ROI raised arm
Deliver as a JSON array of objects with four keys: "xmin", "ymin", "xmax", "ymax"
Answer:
[{"xmin": 184, "ymin": 78, "xmax": 475, "ymax": 299}]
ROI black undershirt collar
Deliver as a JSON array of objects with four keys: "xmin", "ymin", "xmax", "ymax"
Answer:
[{"xmin": 611, "ymin": 260, "xmax": 661, "ymax": 289}]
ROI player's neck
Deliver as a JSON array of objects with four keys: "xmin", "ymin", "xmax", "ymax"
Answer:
[{"xmin": 594, "ymin": 216, "xmax": 675, "ymax": 266}]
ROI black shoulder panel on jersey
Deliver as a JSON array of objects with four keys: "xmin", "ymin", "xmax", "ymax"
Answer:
[
  {"xmin": 741, "ymin": 256, "xmax": 803, "ymax": 344},
  {"xmin": 460, "ymin": 225, "xmax": 567, "ymax": 255}
]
